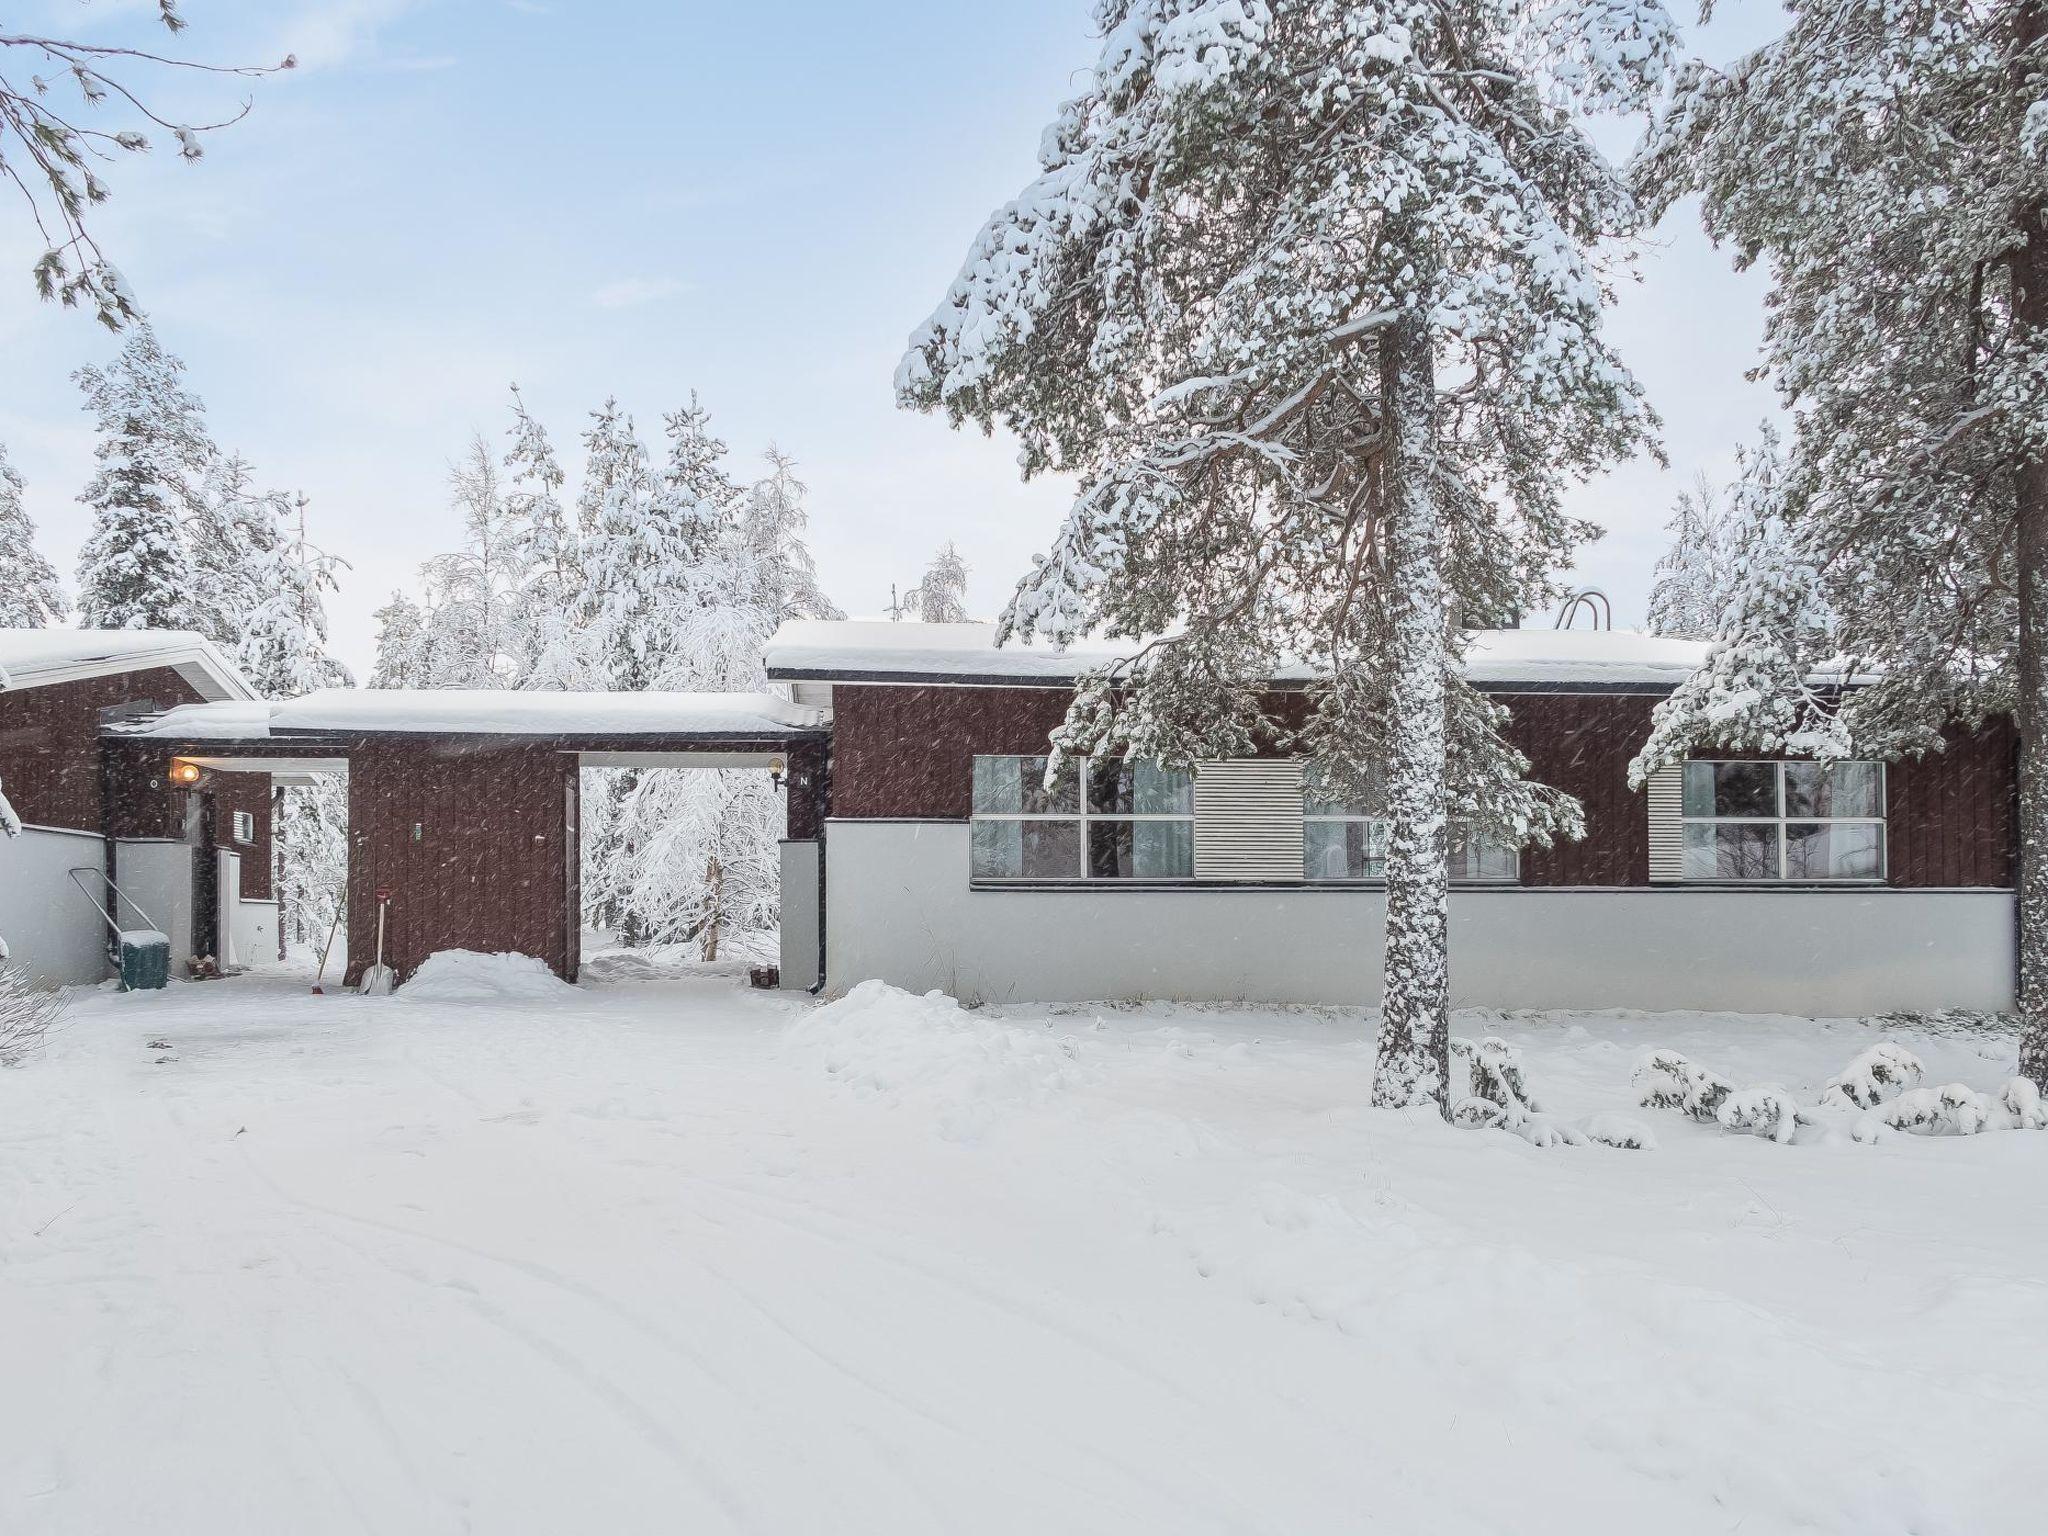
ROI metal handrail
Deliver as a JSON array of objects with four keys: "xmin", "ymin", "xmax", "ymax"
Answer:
[{"xmin": 67, "ymin": 867, "xmax": 161, "ymax": 951}]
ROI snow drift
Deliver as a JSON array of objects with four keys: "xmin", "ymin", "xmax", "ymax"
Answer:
[
  {"xmin": 787, "ymin": 980, "xmax": 1089, "ymax": 1141},
  {"xmin": 399, "ymin": 949, "xmax": 573, "ymax": 1003}
]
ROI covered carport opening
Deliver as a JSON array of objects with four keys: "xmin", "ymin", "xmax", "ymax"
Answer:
[
  {"xmin": 276, "ymin": 692, "xmax": 830, "ymax": 991},
  {"xmin": 104, "ymin": 692, "xmax": 832, "ymax": 991}
]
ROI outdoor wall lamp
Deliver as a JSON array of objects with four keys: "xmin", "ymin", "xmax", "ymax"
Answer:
[
  {"xmin": 168, "ymin": 759, "xmax": 203, "ymax": 788},
  {"xmin": 770, "ymin": 756, "xmax": 787, "ymax": 791}
]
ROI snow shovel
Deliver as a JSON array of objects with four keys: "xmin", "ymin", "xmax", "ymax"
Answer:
[
  {"xmin": 359, "ymin": 887, "xmax": 395, "ymax": 995},
  {"xmin": 310, "ymin": 894, "xmax": 345, "ymax": 995}
]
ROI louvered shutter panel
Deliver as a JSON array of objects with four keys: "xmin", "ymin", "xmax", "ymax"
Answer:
[
  {"xmin": 1646, "ymin": 763, "xmax": 1685, "ymax": 883},
  {"xmin": 1194, "ymin": 759, "xmax": 1304, "ymax": 881}
]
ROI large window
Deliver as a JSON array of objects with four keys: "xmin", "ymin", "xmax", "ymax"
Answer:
[
  {"xmin": 970, "ymin": 755, "xmax": 1195, "ymax": 880},
  {"xmin": 1302, "ymin": 772, "xmax": 1519, "ymax": 883},
  {"xmin": 1681, "ymin": 760, "xmax": 1885, "ymax": 881}
]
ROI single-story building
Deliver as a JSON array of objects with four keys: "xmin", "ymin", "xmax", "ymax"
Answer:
[
  {"xmin": 0, "ymin": 628, "xmax": 277, "ymax": 986},
  {"xmin": 0, "ymin": 620, "xmax": 2018, "ymax": 1015},
  {"xmin": 761, "ymin": 622, "xmax": 2017, "ymax": 1016}
]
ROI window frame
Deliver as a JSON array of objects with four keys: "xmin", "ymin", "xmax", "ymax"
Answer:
[
  {"xmin": 969, "ymin": 754, "xmax": 1196, "ymax": 883},
  {"xmin": 1679, "ymin": 758, "xmax": 1887, "ymax": 883},
  {"xmin": 1300, "ymin": 804, "xmax": 1522, "ymax": 885}
]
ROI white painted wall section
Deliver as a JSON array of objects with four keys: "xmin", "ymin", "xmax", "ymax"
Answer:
[
  {"xmin": 823, "ymin": 820, "xmax": 2014, "ymax": 1015},
  {"xmin": 0, "ymin": 826, "xmax": 113, "ymax": 987}
]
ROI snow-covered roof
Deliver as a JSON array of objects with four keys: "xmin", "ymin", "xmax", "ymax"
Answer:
[
  {"xmin": 110, "ymin": 700, "xmax": 277, "ymax": 740},
  {"xmin": 108, "ymin": 689, "xmax": 830, "ymax": 742},
  {"xmin": 0, "ymin": 628, "xmax": 255, "ymax": 702},
  {"xmin": 763, "ymin": 620, "xmax": 1711, "ymax": 691},
  {"xmin": 267, "ymin": 689, "xmax": 828, "ymax": 737}
]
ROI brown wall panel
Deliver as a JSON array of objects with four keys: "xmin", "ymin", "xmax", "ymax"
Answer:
[
  {"xmin": 0, "ymin": 666, "xmax": 201, "ymax": 832},
  {"xmin": 829, "ymin": 682, "xmax": 2017, "ymax": 890},
  {"xmin": 344, "ymin": 739, "xmax": 575, "ymax": 986}
]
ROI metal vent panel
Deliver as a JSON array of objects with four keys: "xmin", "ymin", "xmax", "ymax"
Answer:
[
  {"xmin": 1646, "ymin": 762, "xmax": 1685, "ymax": 883},
  {"xmin": 1194, "ymin": 759, "xmax": 1304, "ymax": 882}
]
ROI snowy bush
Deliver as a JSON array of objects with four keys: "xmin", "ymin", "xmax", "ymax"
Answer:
[
  {"xmin": 1449, "ymin": 1092, "xmax": 1591, "ymax": 1148},
  {"xmin": 1852, "ymin": 1084, "xmax": 1995, "ymax": 1143},
  {"xmin": 0, "ymin": 962, "xmax": 63, "ymax": 1067},
  {"xmin": 1580, "ymin": 1113, "xmax": 1658, "ymax": 1151},
  {"xmin": 2001, "ymin": 1078, "xmax": 2048, "ymax": 1131},
  {"xmin": 1453, "ymin": 1035, "xmax": 1540, "ymax": 1115},
  {"xmin": 1716, "ymin": 1087, "xmax": 1817, "ymax": 1146},
  {"xmin": 1633, "ymin": 1050, "xmax": 1735, "ymax": 1121},
  {"xmin": 1819, "ymin": 1042, "xmax": 1924, "ymax": 1111}
]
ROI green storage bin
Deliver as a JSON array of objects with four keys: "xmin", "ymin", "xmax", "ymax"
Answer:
[{"xmin": 119, "ymin": 930, "xmax": 170, "ymax": 991}]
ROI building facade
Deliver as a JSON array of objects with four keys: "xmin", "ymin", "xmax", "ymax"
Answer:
[{"xmin": 767, "ymin": 623, "xmax": 2018, "ymax": 1015}]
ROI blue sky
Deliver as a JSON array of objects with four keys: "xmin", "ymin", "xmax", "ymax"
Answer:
[{"xmin": 0, "ymin": 0, "xmax": 1782, "ymax": 677}]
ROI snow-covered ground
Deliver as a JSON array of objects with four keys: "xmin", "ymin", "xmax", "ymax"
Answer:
[{"xmin": 2, "ymin": 958, "xmax": 2042, "ymax": 1535}]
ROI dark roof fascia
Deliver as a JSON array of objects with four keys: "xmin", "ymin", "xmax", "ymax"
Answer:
[
  {"xmin": 295, "ymin": 728, "xmax": 829, "ymax": 751},
  {"xmin": 101, "ymin": 733, "xmax": 352, "ymax": 758},
  {"xmin": 765, "ymin": 665, "xmax": 1685, "ymax": 697}
]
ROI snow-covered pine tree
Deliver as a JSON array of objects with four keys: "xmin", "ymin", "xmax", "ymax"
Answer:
[
  {"xmin": 610, "ymin": 402, "xmax": 789, "ymax": 957},
  {"xmin": 73, "ymin": 321, "xmax": 211, "ymax": 630},
  {"xmin": 654, "ymin": 394, "xmax": 743, "ymax": 566},
  {"xmin": 419, "ymin": 434, "xmax": 526, "ymax": 688},
  {"xmin": 231, "ymin": 490, "xmax": 353, "ymax": 955},
  {"xmin": 908, "ymin": 541, "xmax": 971, "ymax": 623},
  {"xmin": 742, "ymin": 447, "xmax": 843, "ymax": 624},
  {"xmin": 503, "ymin": 385, "xmax": 595, "ymax": 690},
  {"xmin": 185, "ymin": 451, "xmax": 273, "ymax": 650},
  {"xmin": 1645, "ymin": 472, "xmax": 1730, "ymax": 640},
  {"xmin": 575, "ymin": 398, "xmax": 670, "ymax": 692},
  {"xmin": 1627, "ymin": 0, "xmax": 2048, "ymax": 1087},
  {"xmin": 897, "ymin": 0, "xmax": 1674, "ymax": 1111},
  {"xmin": 0, "ymin": 440, "xmax": 67, "ymax": 626},
  {"xmin": 369, "ymin": 591, "xmax": 431, "ymax": 689}
]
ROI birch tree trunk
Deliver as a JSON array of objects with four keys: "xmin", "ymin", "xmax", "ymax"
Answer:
[
  {"xmin": 2014, "ymin": 2, "xmax": 2048, "ymax": 1091},
  {"xmin": 703, "ymin": 855, "xmax": 724, "ymax": 963},
  {"xmin": 1371, "ymin": 309, "xmax": 1454, "ymax": 1113}
]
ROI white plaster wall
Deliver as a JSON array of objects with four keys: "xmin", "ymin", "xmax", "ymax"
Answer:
[
  {"xmin": 0, "ymin": 826, "xmax": 113, "ymax": 988},
  {"xmin": 113, "ymin": 839, "xmax": 194, "ymax": 965},
  {"xmin": 824, "ymin": 820, "xmax": 2015, "ymax": 1015},
  {"xmin": 779, "ymin": 840, "xmax": 820, "ymax": 990}
]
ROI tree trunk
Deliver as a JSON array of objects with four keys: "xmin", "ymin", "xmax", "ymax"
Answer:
[
  {"xmin": 703, "ymin": 856, "xmax": 724, "ymax": 963},
  {"xmin": 1371, "ymin": 309, "xmax": 1453, "ymax": 1114},
  {"xmin": 2015, "ymin": 4, "xmax": 2048, "ymax": 1091}
]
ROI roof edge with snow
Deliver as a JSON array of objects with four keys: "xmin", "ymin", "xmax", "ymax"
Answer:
[
  {"xmin": 0, "ymin": 628, "xmax": 256, "ymax": 703},
  {"xmin": 763, "ymin": 620, "xmax": 1714, "ymax": 693}
]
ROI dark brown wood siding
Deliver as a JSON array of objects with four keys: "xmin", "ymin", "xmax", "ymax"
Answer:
[
  {"xmin": 0, "ymin": 666, "xmax": 201, "ymax": 833},
  {"xmin": 1883, "ymin": 720, "xmax": 2016, "ymax": 888},
  {"xmin": 1502, "ymin": 692, "xmax": 1656, "ymax": 887},
  {"xmin": 344, "ymin": 739, "xmax": 577, "ymax": 986},
  {"xmin": 827, "ymin": 682, "xmax": 2016, "ymax": 889}
]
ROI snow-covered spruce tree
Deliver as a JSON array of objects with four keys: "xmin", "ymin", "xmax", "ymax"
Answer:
[
  {"xmin": 369, "ymin": 591, "xmax": 431, "ymax": 689},
  {"xmin": 612, "ymin": 407, "xmax": 789, "ymax": 958},
  {"xmin": 73, "ymin": 321, "xmax": 210, "ymax": 630},
  {"xmin": 742, "ymin": 447, "xmax": 844, "ymax": 624},
  {"xmin": 908, "ymin": 541, "xmax": 972, "ymax": 623},
  {"xmin": 1629, "ymin": 0, "xmax": 2048, "ymax": 1087},
  {"xmin": 503, "ymin": 385, "xmax": 595, "ymax": 690},
  {"xmin": 419, "ymin": 435, "xmax": 527, "ymax": 688},
  {"xmin": 897, "ymin": 0, "xmax": 1674, "ymax": 1111},
  {"xmin": 0, "ymin": 440, "xmax": 67, "ymax": 625},
  {"xmin": 1645, "ymin": 471, "xmax": 1729, "ymax": 640}
]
